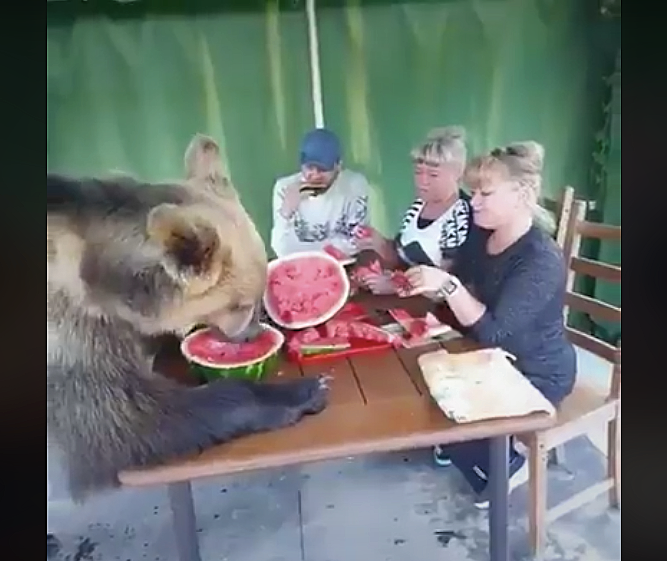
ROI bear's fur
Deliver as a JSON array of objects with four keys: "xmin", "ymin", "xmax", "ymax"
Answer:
[{"xmin": 47, "ymin": 135, "xmax": 328, "ymax": 505}]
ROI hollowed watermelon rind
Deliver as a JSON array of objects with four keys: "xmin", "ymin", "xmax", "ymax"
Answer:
[
  {"xmin": 300, "ymin": 342, "xmax": 351, "ymax": 356},
  {"xmin": 180, "ymin": 324, "xmax": 284, "ymax": 383},
  {"xmin": 263, "ymin": 251, "xmax": 351, "ymax": 330}
]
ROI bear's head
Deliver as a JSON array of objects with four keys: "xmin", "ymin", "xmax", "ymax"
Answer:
[
  {"xmin": 48, "ymin": 134, "xmax": 268, "ymax": 342},
  {"xmin": 144, "ymin": 198, "xmax": 267, "ymax": 341},
  {"xmin": 140, "ymin": 134, "xmax": 268, "ymax": 340}
]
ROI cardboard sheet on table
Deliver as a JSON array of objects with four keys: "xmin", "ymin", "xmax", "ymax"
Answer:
[{"xmin": 418, "ymin": 347, "xmax": 556, "ymax": 423}]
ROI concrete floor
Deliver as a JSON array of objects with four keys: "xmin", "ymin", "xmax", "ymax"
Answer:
[{"xmin": 48, "ymin": 347, "xmax": 620, "ymax": 561}]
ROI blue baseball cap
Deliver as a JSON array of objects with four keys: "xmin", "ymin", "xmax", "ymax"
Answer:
[{"xmin": 299, "ymin": 128, "xmax": 342, "ymax": 171}]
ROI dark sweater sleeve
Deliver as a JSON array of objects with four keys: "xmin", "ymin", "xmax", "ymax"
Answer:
[
  {"xmin": 468, "ymin": 249, "xmax": 564, "ymax": 346},
  {"xmin": 450, "ymin": 229, "xmax": 474, "ymax": 285}
]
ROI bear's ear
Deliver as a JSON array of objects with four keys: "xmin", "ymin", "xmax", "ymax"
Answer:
[
  {"xmin": 147, "ymin": 203, "xmax": 230, "ymax": 294},
  {"xmin": 184, "ymin": 133, "xmax": 237, "ymax": 199}
]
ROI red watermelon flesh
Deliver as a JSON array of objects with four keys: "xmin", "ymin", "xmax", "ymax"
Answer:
[
  {"xmin": 350, "ymin": 259, "xmax": 383, "ymax": 286},
  {"xmin": 287, "ymin": 327, "xmax": 321, "ymax": 352},
  {"xmin": 357, "ymin": 259, "xmax": 382, "ymax": 276},
  {"xmin": 389, "ymin": 270, "xmax": 413, "ymax": 296},
  {"xmin": 353, "ymin": 225, "xmax": 373, "ymax": 240},
  {"xmin": 324, "ymin": 319, "xmax": 398, "ymax": 345},
  {"xmin": 322, "ymin": 244, "xmax": 349, "ymax": 261},
  {"xmin": 332, "ymin": 301, "xmax": 368, "ymax": 321},
  {"xmin": 264, "ymin": 252, "xmax": 350, "ymax": 330},
  {"xmin": 182, "ymin": 326, "xmax": 281, "ymax": 365},
  {"xmin": 388, "ymin": 308, "xmax": 429, "ymax": 341}
]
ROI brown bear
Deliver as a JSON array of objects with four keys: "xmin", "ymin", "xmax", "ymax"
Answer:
[{"xmin": 47, "ymin": 135, "xmax": 328, "ymax": 552}]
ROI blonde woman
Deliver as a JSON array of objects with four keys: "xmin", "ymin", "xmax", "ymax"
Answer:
[
  {"xmin": 355, "ymin": 126, "xmax": 472, "ymax": 293},
  {"xmin": 405, "ymin": 142, "xmax": 577, "ymax": 508}
]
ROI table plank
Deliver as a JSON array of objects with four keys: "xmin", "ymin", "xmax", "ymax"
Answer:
[
  {"xmin": 395, "ymin": 342, "xmax": 442, "ymax": 395},
  {"xmin": 300, "ymin": 356, "xmax": 364, "ymax": 407},
  {"xmin": 273, "ymin": 357, "xmax": 303, "ymax": 381},
  {"xmin": 347, "ymin": 349, "xmax": 421, "ymax": 404}
]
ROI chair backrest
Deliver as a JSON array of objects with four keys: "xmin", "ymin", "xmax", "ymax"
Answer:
[
  {"xmin": 543, "ymin": 185, "xmax": 575, "ymax": 249},
  {"xmin": 555, "ymin": 186, "xmax": 575, "ymax": 249},
  {"xmin": 562, "ymin": 199, "xmax": 621, "ymax": 400}
]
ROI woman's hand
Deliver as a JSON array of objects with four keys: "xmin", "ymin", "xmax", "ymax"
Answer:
[
  {"xmin": 405, "ymin": 265, "xmax": 451, "ymax": 296},
  {"xmin": 359, "ymin": 272, "xmax": 397, "ymax": 295}
]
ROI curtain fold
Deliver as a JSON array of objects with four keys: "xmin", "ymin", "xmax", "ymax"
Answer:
[
  {"xmin": 47, "ymin": 0, "xmax": 618, "ymax": 246},
  {"xmin": 47, "ymin": 3, "xmax": 314, "ymax": 242}
]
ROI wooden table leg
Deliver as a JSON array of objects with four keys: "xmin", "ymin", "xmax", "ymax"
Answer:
[
  {"xmin": 489, "ymin": 435, "xmax": 510, "ymax": 561},
  {"xmin": 168, "ymin": 482, "xmax": 202, "ymax": 561}
]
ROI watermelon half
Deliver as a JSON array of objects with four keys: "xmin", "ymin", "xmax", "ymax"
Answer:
[
  {"xmin": 263, "ymin": 251, "xmax": 351, "ymax": 330},
  {"xmin": 180, "ymin": 323, "xmax": 284, "ymax": 382}
]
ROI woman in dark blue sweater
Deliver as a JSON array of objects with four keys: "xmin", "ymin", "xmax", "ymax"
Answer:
[{"xmin": 405, "ymin": 141, "xmax": 577, "ymax": 508}]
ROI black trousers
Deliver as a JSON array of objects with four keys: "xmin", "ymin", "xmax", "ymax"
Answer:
[{"xmin": 445, "ymin": 378, "xmax": 570, "ymax": 494}]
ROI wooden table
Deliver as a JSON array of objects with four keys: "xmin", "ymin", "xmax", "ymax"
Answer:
[{"xmin": 120, "ymin": 295, "xmax": 554, "ymax": 561}]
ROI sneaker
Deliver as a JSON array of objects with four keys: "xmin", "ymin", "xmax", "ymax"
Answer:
[
  {"xmin": 473, "ymin": 455, "xmax": 529, "ymax": 509},
  {"xmin": 433, "ymin": 445, "xmax": 452, "ymax": 467}
]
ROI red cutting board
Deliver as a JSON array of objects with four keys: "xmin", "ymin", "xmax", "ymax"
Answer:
[{"xmin": 283, "ymin": 302, "xmax": 396, "ymax": 365}]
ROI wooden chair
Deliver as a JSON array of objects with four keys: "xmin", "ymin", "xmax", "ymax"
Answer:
[
  {"xmin": 524, "ymin": 198, "xmax": 621, "ymax": 557},
  {"xmin": 553, "ymin": 185, "xmax": 575, "ymax": 249},
  {"xmin": 542, "ymin": 185, "xmax": 575, "ymax": 249}
]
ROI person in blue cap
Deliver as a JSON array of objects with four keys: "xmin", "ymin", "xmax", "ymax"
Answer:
[{"xmin": 270, "ymin": 127, "xmax": 371, "ymax": 258}]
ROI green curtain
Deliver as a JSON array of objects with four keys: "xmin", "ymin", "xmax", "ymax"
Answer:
[
  {"xmin": 315, "ymin": 0, "xmax": 614, "ymax": 233},
  {"xmin": 47, "ymin": 0, "xmax": 314, "ymax": 241},
  {"xmin": 47, "ymin": 0, "xmax": 618, "ymax": 245}
]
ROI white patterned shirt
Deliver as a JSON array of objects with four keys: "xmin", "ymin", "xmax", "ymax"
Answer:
[
  {"xmin": 395, "ymin": 194, "xmax": 472, "ymax": 267},
  {"xmin": 270, "ymin": 169, "xmax": 370, "ymax": 258}
]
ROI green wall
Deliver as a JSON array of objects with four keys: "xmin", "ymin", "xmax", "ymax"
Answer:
[{"xmin": 47, "ymin": 0, "xmax": 619, "ymax": 242}]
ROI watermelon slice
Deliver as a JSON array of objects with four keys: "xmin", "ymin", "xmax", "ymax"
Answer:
[
  {"xmin": 423, "ymin": 312, "xmax": 454, "ymax": 338},
  {"xmin": 355, "ymin": 259, "xmax": 382, "ymax": 277},
  {"xmin": 332, "ymin": 301, "xmax": 368, "ymax": 321},
  {"xmin": 385, "ymin": 309, "xmax": 454, "ymax": 347},
  {"xmin": 264, "ymin": 252, "xmax": 351, "ymax": 330},
  {"xmin": 350, "ymin": 259, "xmax": 383, "ymax": 288},
  {"xmin": 322, "ymin": 244, "xmax": 349, "ymax": 262},
  {"xmin": 389, "ymin": 270, "xmax": 413, "ymax": 296},
  {"xmin": 300, "ymin": 337, "xmax": 351, "ymax": 355},
  {"xmin": 353, "ymin": 225, "xmax": 373, "ymax": 240},
  {"xmin": 388, "ymin": 309, "xmax": 427, "ymax": 337},
  {"xmin": 181, "ymin": 323, "xmax": 284, "ymax": 382},
  {"xmin": 324, "ymin": 319, "xmax": 399, "ymax": 345},
  {"xmin": 387, "ymin": 308, "xmax": 429, "ymax": 345}
]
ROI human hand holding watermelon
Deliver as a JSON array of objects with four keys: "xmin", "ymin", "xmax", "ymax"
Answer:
[
  {"xmin": 388, "ymin": 270, "xmax": 414, "ymax": 297},
  {"xmin": 280, "ymin": 181, "xmax": 310, "ymax": 219},
  {"xmin": 358, "ymin": 270, "xmax": 396, "ymax": 295},
  {"xmin": 352, "ymin": 224, "xmax": 385, "ymax": 253},
  {"xmin": 404, "ymin": 265, "xmax": 450, "ymax": 296},
  {"xmin": 351, "ymin": 259, "xmax": 413, "ymax": 296},
  {"xmin": 353, "ymin": 224, "xmax": 373, "ymax": 240}
]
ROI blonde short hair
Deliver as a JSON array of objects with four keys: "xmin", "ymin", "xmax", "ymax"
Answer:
[
  {"xmin": 410, "ymin": 126, "xmax": 467, "ymax": 170},
  {"xmin": 464, "ymin": 141, "xmax": 555, "ymax": 232}
]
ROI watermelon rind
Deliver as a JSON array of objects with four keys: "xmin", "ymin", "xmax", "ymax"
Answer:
[
  {"xmin": 300, "ymin": 342, "xmax": 351, "ymax": 356},
  {"xmin": 263, "ymin": 251, "xmax": 351, "ymax": 330},
  {"xmin": 180, "ymin": 323, "xmax": 284, "ymax": 383}
]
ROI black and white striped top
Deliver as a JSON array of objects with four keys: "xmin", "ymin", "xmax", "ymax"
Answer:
[{"xmin": 395, "ymin": 193, "xmax": 472, "ymax": 267}]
